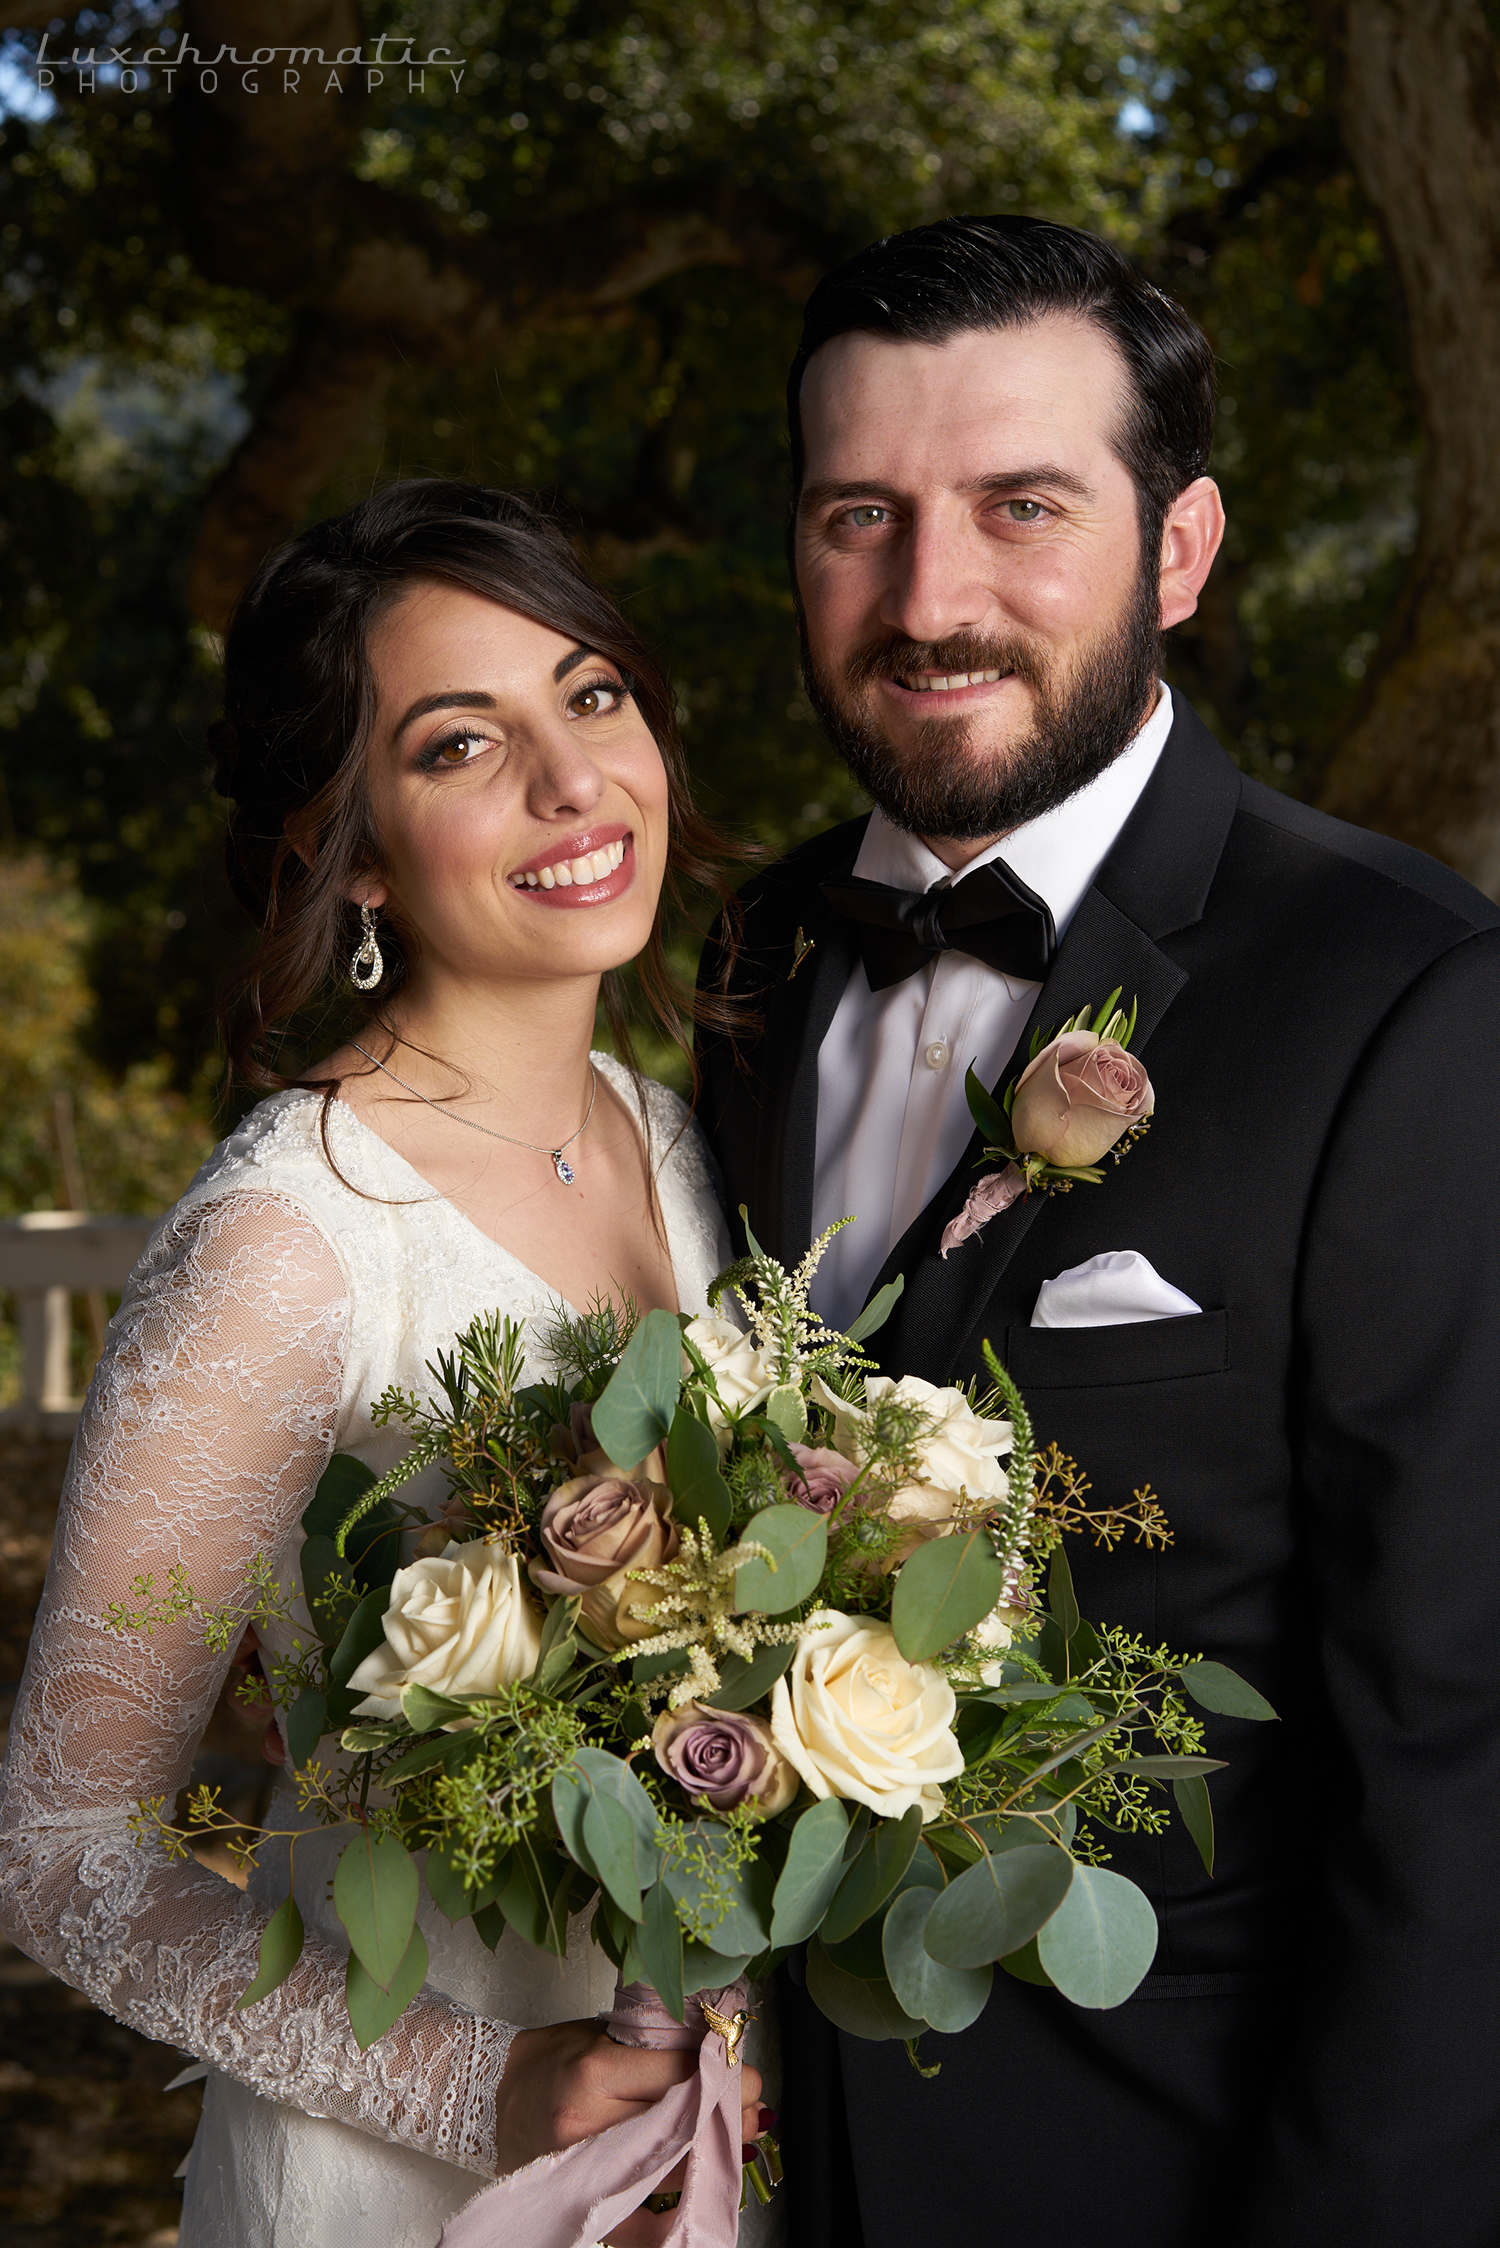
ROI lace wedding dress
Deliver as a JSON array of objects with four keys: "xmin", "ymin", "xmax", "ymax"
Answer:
[{"xmin": 0, "ymin": 1056, "xmax": 782, "ymax": 2248}]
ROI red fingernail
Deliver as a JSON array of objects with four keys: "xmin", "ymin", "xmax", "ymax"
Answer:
[{"xmin": 759, "ymin": 2107, "xmax": 777, "ymax": 2131}]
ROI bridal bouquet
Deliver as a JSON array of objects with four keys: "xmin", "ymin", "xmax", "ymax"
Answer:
[{"xmin": 122, "ymin": 1219, "xmax": 1272, "ymax": 2238}]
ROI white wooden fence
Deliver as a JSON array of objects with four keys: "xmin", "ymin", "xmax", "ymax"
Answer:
[{"xmin": 0, "ymin": 1211, "xmax": 157, "ymax": 1434}]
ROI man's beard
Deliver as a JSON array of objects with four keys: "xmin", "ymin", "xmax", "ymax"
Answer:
[{"xmin": 800, "ymin": 565, "xmax": 1163, "ymax": 842}]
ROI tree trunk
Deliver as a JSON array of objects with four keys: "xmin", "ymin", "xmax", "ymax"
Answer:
[
  {"xmin": 1318, "ymin": 0, "xmax": 1500, "ymax": 894},
  {"xmin": 167, "ymin": 0, "xmax": 792, "ymax": 626}
]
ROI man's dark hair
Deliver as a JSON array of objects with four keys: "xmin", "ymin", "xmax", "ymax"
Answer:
[{"xmin": 787, "ymin": 213, "xmax": 1217, "ymax": 548}]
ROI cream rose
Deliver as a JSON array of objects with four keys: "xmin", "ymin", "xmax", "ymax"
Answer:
[
  {"xmin": 770, "ymin": 1610, "xmax": 964, "ymax": 1821},
  {"xmin": 529, "ymin": 1474, "xmax": 680, "ymax": 1651},
  {"xmin": 1009, "ymin": 1029, "xmax": 1154, "ymax": 1169},
  {"xmin": 683, "ymin": 1314, "xmax": 777, "ymax": 1433},
  {"xmin": 812, "ymin": 1372, "xmax": 1012, "ymax": 1554},
  {"xmin": 347, "ymin": 1541, "xmax": 542, "ymax": 1719}
]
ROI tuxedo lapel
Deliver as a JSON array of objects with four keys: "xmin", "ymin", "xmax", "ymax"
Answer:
[
  {"xmin": 743, "ymin": 840, "xmax": 862, "ymax": 1266},
  {"xmin": 868, "ymin": 709, "xmax": 1242, "ymax": 1380}
]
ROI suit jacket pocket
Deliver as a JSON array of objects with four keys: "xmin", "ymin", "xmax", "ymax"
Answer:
[{"xmin": 1001, "ymin": 1309, "xmax": 1229, "ymax": 1388}]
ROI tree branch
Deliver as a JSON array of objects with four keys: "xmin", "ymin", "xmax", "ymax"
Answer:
[{"xmin": 173, "ymin": 0, "xmax": 812, "ymax": 623}]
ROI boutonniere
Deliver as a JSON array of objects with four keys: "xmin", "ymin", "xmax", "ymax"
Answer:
[{"xmin": 940, "ymin": 987, "xmax": 1154, "ymax": 1257}]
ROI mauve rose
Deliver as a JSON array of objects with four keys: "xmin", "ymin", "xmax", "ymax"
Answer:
[
  {"xmin": 782, "ymin": 1445, "xmax": 859, "ymax": 1514},
  {"xmin": 529, "ymin": 1474, "xmax": 680, "ymax": 1651},
  {"xmin": 652, "ymin": 1701, "xmax": 799, "ymax": 1817},
  {"xmin": 1010, "ymin": 1030, "xmax": 1153, "ymax": 1169}
]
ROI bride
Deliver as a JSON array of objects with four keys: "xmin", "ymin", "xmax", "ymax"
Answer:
[{"xmin": 0, "ymin": 480, "xmax": 774, "ymax": 2247}]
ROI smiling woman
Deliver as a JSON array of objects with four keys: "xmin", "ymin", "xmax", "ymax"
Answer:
[{"xmin": 0, "ymin": 480, "xmax": 774, "ymax": 2248}]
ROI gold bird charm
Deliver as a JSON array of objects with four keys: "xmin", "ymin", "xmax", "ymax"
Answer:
[
  {"xmin": 788, "ymin": 926, "xmax": 816, "ymax": 981},
  {"xmin": 700, "ymin": 2000, "xmax": 750, "ymax": 2067}
]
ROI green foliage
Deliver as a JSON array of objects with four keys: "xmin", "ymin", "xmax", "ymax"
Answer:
[
  {"xmin": 1035, "ymin": 1861, "xmax": 1159, "ymax": 2008},
  {"xmin": 333, "ymin": 1829, "xmax": 420, "ymax": 1990},
  {"xmin": 732, "ymin": 1502, "xmax": 829, "ymax": 1616},
  {"xmin": 768, "ymin": 1797, "xmax": 850, "ymax": 1947},
  {"xmin": 881, "ymin": 1886, "xmax": 992, "ymax": 2033},
  {"xmin": 590, "ymin": 1306, "xmax": 682, "ymax": 1468},
  {"xmin": 237, "ymin": 1894, "xmax": 306, "ymax": 2010},
  {"xmin": 890, "ymin": 1529, "xmax": 1008, "ymax": 1662}
]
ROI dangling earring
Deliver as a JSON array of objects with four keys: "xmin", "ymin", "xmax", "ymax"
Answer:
[{"xmin": 349, "ymin": 902, "xmax": 384, "ymax": 991}]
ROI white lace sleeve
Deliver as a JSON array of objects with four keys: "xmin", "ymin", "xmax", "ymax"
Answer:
[{"xmin": 0, "ymin": 1190, "xmax": 512, "ymax": 2176}]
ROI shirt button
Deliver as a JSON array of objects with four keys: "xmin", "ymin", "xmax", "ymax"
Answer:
[{"xmin": 924, "ymin": 1039, "xmax": 951, "ymax": 1071}]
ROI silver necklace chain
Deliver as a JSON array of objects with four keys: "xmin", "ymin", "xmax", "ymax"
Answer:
[{"xmin": 350, "ymin": 1043, "xmax": 597, "ymax": 1185}]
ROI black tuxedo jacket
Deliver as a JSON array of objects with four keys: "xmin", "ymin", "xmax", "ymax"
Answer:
[{"xmin": 695, "ymin": 701, "xmax": 1500, "ymax": 2246}]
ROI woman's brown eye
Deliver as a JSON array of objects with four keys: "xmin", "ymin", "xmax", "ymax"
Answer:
[
  {"xmin": 574, "ymin": 689, "xmax": 601, "ymax": 715},
  {"xmin": 439, "ymin": 741, "xmax": 469, "ymax": 763}
]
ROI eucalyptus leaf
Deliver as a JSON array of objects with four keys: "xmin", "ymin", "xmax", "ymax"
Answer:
[
  {"xmin": 333, "ymin": 1829, "xmax": 419, "ymax": 1990},
  {"xmin": 681, "ymin": 1938, "xmax": 754, "ymax": 1994},
  {"xmin": 551, "ymin": 1763, "xmax": 601, "ymax": 1886},
  {"xmin": 881, "ymin": 1884, "xmax": 992, "ymax": 2033},
  {"xmin": 1176, "ymin": 1661, "xmax": 1279, "ymax": 1722},
  {"xmin": 733, "ymin": 1503, "xmax": 828, "ymax": 1616},
  {"xmin": 634, "ymin": 1878, "xmax": 685, "ymax": 2024},
  {"xmin": 666, "ymin": 1407, "xmax": 732, "ymax": 1544},
  {"xmin": 842, "ymin": 1275, "xmax": 905, "ymax": 1347},
  {"xmin": 237, "ymin": 1893, "xmax": 305, "ymax": 2008},
  {"xmin": 822, "ymin": 1806, "xmax": 922, "ymax": 1946},
  {"xmin": 703, "ymin": 1640, "xmax": 796, "ymax": 1711},
  {"xmin": 496, "ymin": 1844, "xmax": 572, "ymax": 1957},
  {"xmin": 632, "ymin": 1647, "xmax": 689, "ymax": 1687},
  {"xmin": 999, "ymin": 1935, "xmax": 1054, "ymax": 1987},
  {"xmin": 769, "ymin": 1797, "xmax": 849, "ymax": 1948},
  {"xmin": 1036, "ymin": 1862, "xmax": 1158, "ymax": 2008},
  {"xmin": 345, "ymin": 1923, "xmax": 428, "ymax": 2049},
  {"xmin": 1048, "ymin": 1544, "xmax": 1080, "ymax": 1642},
  {"xmin": 1174, "ymin": 1774, "xmax": 1215, "ymax": 1875},
  {"xmin": 283, "ymin": 1688, "xmax": 326, "ymax": 1770},
  {"xmin": 922, "ymin": 1844, "xmax": 1074, "ymax": 1970},
  {"xmin": 805, "ymin": 1935, "xmax": 926, "ymax": 2042},
  {"xmin": 471, "ymin": 1901, "xmax": 506, "ymax": 1952},
  {"xmin": 583, "ymin": 1787, "xmax": 644, "ymax": 1920},
  {"xmin": 328, "ymin": 1585, "xmax": 393, "ymax": 1691},
  {"xmin": 591, "ymin": 1307, "xmax": 682, "ymax": 1470},
  {"xmin": 300, "ymin": 1533, "xmax": 359, "ymax": 1645},
  {"xmin": 572, "ymin": 1747, "xmax": 662, "ymax": 1889},
  {"xmin": 423, "ymin": 1841, "xmax": 502, "ymax": 1922},
  {"xmin": 664, "ymin": 1823, "xmax": 771, "ymax": 1957},
  {"xmin": 891, "ymin": 1530, "xmax": 1006, "ymax": 1662}
]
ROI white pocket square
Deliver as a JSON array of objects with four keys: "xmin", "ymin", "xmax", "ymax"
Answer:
[{"xmin": 1031, "ymin": 1250, "xmax": 1202, "ymax": 1330}]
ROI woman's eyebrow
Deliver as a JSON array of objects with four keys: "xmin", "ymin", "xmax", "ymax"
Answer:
[
  {"xmin": 553, "ymin": 646, "xmax": 594, "ymax": 682},
  {"xmin": 394, "ymin": 689, "xmax": 496, "ymax": 737}
]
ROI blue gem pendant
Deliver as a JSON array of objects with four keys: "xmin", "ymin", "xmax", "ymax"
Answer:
[{"xmin": 552, "ymin": 1153, "xmax": 576, "ymax": 1185}]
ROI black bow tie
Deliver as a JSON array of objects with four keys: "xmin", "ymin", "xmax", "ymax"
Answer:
[{"xmin": 820, "ymin": 859, "xmax": 1057, "ymax": 993}]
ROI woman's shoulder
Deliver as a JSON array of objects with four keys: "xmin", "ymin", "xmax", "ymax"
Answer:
[
  {"xmin": 150, "ymin": 1088, "xmax": 413, "ymax": 1264},
  {"xmin": 589, "ymin": 1051, "xmax": 695, "ymax": 1159}
]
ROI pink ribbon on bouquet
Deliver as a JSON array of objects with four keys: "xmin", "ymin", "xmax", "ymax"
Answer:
[{"xmin": 439, "ymin": 1977, "xmax": 751, "ymax": 2248}]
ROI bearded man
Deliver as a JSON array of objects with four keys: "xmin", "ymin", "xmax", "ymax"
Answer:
[{"xmin": 695, "ymin": 216, "xmax": 1500, "ymax": 2245}]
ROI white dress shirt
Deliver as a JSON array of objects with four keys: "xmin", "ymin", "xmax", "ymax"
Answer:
[{"xmin": 809, "ymin": 684, "xmax": 1176, "ymax": 1329}]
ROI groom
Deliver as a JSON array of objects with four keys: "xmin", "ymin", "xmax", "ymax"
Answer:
[{"xmin": 695, "ymin": 216, "xmax": 1500, "ymax": 2245}]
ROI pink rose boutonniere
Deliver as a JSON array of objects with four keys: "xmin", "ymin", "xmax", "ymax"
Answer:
[{"xmin": 941, "ymin": 987, "xmax": 1154, "ymax": 1256}]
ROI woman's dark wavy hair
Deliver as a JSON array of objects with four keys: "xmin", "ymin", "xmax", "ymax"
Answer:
[{"xmin": 213, "ymin": 478, "xmax": 746, "ymax": 1096}]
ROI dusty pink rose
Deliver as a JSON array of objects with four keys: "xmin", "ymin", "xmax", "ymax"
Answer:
[
  {"xmin": 782, "ymin": 1444, "xmax": 859, "ymax": 1514},
  {"xmin": 652, "ymin": 1701, "xmax": 799, "ymax": 1817},
  {"xmin": 940, "ymin": 1163, "xmax": 1027, "ymax": 1257},
  {"xmin": 1009, "ymin": 1031, "xmax": 1153, "ymax": 1169},
  {"xmin": 530, "ymin": 1474, "xmax": 680, "ymax": 1650}
]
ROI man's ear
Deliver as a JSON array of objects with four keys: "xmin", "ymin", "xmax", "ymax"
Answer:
[{"xmin": 1158, "ymin": 477, "xmax": 1226, "ymax": 631}]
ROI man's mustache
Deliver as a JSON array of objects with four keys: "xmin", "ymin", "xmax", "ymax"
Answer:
[{"xmin": 841, "ymin": 630, "xmax": 1052, "ymax": 696}]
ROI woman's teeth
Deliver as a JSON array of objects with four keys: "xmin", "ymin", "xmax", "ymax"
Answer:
[
  {"xmin": 512, "ymin": 837, "xmax": 628, "ymax": 890},
  {"xmin": 903, "ymin": 668, "xmax": 1006, "ymax": 691}
]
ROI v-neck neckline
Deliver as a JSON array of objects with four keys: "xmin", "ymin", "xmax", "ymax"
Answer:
[{"xmin": 313, "ymin": 1052, "xmax": 683, "ymax": 1320}]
